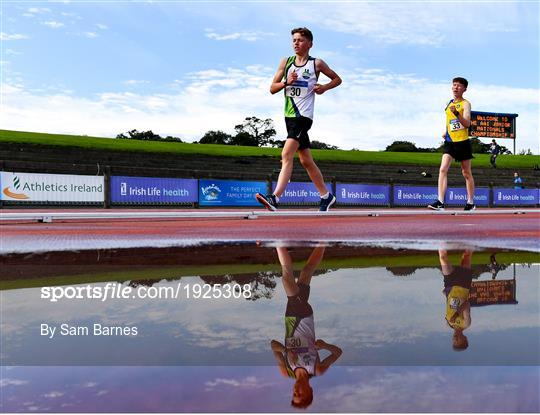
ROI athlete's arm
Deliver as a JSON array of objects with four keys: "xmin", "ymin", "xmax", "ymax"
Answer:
[
  {"xmin": 314, "ymin": 59, "xmax": 342, "ymax": 95},
  {"xmin": 459, "ymin": 302, "xmax": 472, "ymax": 329},
  {"xmin": 270, "ymin": 58, "xmax": 297, "ymax": 94},
  {"xmin": 270, "ymin": 340, "xmax": 288, "ymax": 377},
  {"xmin": 314, "ymin": 339, "xmax": 342, "ymax": 376},
  {"xmin": 453, "ymin": 101, "xmax": 471, "ymax": 128}
]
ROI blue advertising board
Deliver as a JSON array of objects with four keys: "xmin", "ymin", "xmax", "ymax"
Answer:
[
  {"xmin": 446, "ymin": 187, "xmax": 490, "ymax": 206},
  {"xmin": 336, "ymin": 183, "xmax": 389, "ymax": 205},
  {"xmin": 272, "ymin": 182, "xmax": 332, "ymax": 204},
  {"xmin": 493, "ymin": 188, "xmax": 539, "ymax": 206},
  {"xmin": 111, "ymin": 176, "xmax": 197, "ymax": 204},
  {"xmin": 199, "ymin": 179, "xmax": 266, "ymax": 206},
  {"xmin": 394, "ymin": 186, "xmax": 438, "ymax": 206}
]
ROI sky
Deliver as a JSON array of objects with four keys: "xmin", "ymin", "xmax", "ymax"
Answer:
[{"xmin": 1, "ymin": 0, "xmax": 539, "ymax": 153}]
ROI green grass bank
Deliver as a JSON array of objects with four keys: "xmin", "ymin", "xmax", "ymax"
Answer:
[{"xmin": 1, "ymin": 129, "xmax": 538, "ymax": 169}]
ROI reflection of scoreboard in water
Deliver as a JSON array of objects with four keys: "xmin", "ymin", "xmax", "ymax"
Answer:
[
  {"xmin": 469, "ymin": 278, "xmax": 517, "ymax": 306},
  {"xmin": 469, "ymin": 111, "xmax": 518, "ymax": 139}
]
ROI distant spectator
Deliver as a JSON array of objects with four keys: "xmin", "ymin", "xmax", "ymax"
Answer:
[
  {"xmin": 489, "ymin": 139, "xmax": 501, "ymax": 168},
  {"xmin": 514, "ymin": 172, "xmax": 524, "ymax": 189}
]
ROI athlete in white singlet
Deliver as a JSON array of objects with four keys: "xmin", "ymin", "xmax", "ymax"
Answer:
[
  {"xmin": 270, "ymin": 245, "xmax": 342, "ymax": 409},
  {"xmin": 255, "ymin": 27, "xmax": 342, "ymax": 212}
]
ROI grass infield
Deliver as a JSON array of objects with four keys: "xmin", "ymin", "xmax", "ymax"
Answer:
[{"xmin": 1, "ymin": 129, "xmax": 538, "ymax": 168}]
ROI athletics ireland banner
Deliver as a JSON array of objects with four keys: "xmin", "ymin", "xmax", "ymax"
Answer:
[{"xmin": 1, "ymin": 171, "xmax": 104, "ymax": 202}]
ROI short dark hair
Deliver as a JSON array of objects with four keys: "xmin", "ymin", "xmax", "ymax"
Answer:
[
  {"xmin": 291, "ymin": 385, "xmax": 313, "ymax": 409},
  {"xmin": 453, "ymin": 77, "xmax": 468, "ymax": 88},
  {"xmin": 291, "ymin": 27, "xmax": 313, "ymax": 42}
]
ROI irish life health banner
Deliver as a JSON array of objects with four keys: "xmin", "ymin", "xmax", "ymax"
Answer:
[
  {"xmin": 393, "ymin": 186, "xmax": 438, "ymax": 206},
  {"xmin": 336, "ymin": 183, "xmax": 390, "ymax": 205},
  {"xmin": 273, "ymin": 181, "xmax": 332, "ymax": 204},
  {"xmin": 493, "ymin": 188, "xmax": 539, "ymax": 206},
  {"xmin": 1, "ymin": 172, "xmax": 104, "ymax": 202},
  {"xmin": 445, "ymin": 187, "xmax": 490, "ymax": 206},
  {"xmin": 111, "ymin": 176, "xmax": 197, "ymax": 204},
  {"xmin": 199, "ymin": 179, "xmax": 266, "ymax": 206}
]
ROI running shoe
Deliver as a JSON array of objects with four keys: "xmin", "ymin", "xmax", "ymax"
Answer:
[
  {"xmin": 428, "ymin": 200, "xmax": 445, "ymax": 211},
  {"xmin": 464, "ymin": 203, "xmax": 476, "ymax": 211},
  {"xmin": 255, "ymin": 193, "xmax": 278, "ymax": 211},
  {"xmin": 319, "ymin": 193, "xmax": 336, "ymax": 212}
]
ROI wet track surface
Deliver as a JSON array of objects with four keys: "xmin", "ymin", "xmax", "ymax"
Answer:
[{"xmin": 1, "ymin": 209, "xmax": 539, "ymax": 253}]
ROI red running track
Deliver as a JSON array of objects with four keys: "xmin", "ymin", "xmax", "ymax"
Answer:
[{"xmin": 1, "ymin": 209, "xmax": 539, "ymax": 253}]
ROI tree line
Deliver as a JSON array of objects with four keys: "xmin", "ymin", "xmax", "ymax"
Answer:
[
  {"xmin": 116, "ymin": 117, "xmax": 519, "ymax": 154},
  {"xmin": 116, "ymin": 116, "xmax": 338, "ymax": 149}
]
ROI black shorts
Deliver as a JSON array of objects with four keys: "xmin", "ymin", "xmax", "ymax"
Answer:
[
  {"xmin": 285, "ymin": 116, "xmax": 313, "ymax": 150},
  {"xmin": 285, "ymin": 283, "xmax": 313, "ymax": 318},
  {"xmin": 443, "ymin": 266, "xmax": 473, "ymax": 296},
  {"xmin": 443, "ymin": 139, "xmax": 473, "ymax": 162}
]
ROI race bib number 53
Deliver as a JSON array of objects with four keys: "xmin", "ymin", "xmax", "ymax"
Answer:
[
  {"xmin": 285, "ymin": 81, "xmax": 309, "ymax": 98},
  {"xmin": 449, "ymin": 119, "xmax": 464, "ymax": 131}
]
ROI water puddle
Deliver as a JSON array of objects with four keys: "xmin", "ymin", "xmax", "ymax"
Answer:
[{"xmin": 1, "ymin": 242, "xmax": 539, "ymax": 412}]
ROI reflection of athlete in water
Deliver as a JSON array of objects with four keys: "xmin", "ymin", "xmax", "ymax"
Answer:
[
  {"xmin": 439, "ymin": 249, "xmax": 473, "ymax": 350},
  {"xmin": 270, "ymin": 246, "xmax": 342, "ymax": 409}
]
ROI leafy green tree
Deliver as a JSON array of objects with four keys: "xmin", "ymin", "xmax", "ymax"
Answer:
[
  {"xmin": 311, "ymin": 140, "xmax": 339, "ymax": 150},
  {"xmin": 234, "ymin": 117, "xmax": 276, "ymax": 147},
  {"xmin": 116, "ymin": 129, "xmax": 182, "ymax": 142},
  {"xmin": 269, "ymin": 139, "xmax": 286, "ymax": 148},
  {"xmin": 385, "ymin": 141, "xmax": 419, "ymax": 152},
  {"xmin": 199, "ymin": 130, "xmax": 232, "ymax": 145},
  {"xmin": 163, "ymin": 135, "xmax": 184, "ymax": 143},
  {"xmin": 230, "ymin": 131, "xmax": 259, "ymax": 146}
]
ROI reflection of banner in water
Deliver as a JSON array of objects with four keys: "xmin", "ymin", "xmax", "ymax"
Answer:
[{"xmin": 469, "ymin": 279, "xmax": 517, "ymax": 306}]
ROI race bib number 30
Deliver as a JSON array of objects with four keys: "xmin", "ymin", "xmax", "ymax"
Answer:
[
  {"xmin": 285, "ymin": 81, "xmax": 309, "ymax": 98},
  {"xmin": 285, "ymin": 336, "xmax": 308, "ymax": 349},
  {"xmin": 449, "ymin": 119, "xmax": 464, "ymax": 131}
]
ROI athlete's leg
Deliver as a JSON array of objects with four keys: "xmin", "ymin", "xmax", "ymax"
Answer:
[
  {"xmin": 461, "ymin": 159, "xmax": 475, "ymax": 203},
  {"xmin": 437, "ymin": 154, "xmax": 453, "ymax": 202},
  {"xmin": 438, "ymin": 249, "xmax": 453, "ymax": 276},
  {"xmin": 298, "ymin": 246, "xmax": 326, "ymax": 286},
  {"xmin": 298, "ymin": 148, "xmax": 328, "ymax": 196},
  {"xmin": 276, "ymin": 246, "xmax": 299, "ymax": 297},
  {"xmin": 460, "ymin": 249, "xmax": 473, "ymax": 269},
  {"xmin": 273, "ymin": 139, "xmax": 300, "ymax": 198}
]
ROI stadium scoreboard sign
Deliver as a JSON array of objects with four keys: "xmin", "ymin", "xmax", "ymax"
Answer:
[
  {"xmin": 469, "ymin": 111, "xmax": 518, "ymax": 139},
  {"xmin": 469, "ymin": 279, "xmax": 517, "ymax": 306}
]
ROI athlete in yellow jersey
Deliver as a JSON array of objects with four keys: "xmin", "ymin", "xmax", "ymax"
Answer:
[
  {"xmin": 429, "ymin": 77, "xmax": 476, "ymax": 211},
  {"xmin": 439, "ymin": 248, "xmax": 473, "ymax": 350}
]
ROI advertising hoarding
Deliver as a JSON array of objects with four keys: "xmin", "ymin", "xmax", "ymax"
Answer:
[{"xmin": 1, "ymin": 171, "xmax": 104, "ymax": 202}]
